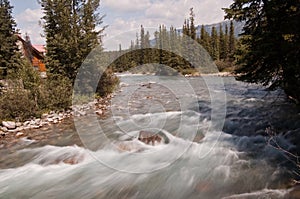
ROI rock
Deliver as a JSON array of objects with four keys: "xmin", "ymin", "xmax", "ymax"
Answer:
[
  {"xmin": 52, "ymin": 113, "xmax": 59, "ymax": 119},
  {"xmin": 16, "ymin": 126, "xmax": 24, "ymax": 132},
  {"xmin": 40, "ymin": 121, "xmax": 49, "ymax": 126},
  {"xmin": 16, "ymin": 122, "xmax": 22, "ymax": 127},
  {"xmin": 8, "ymin": 129, "xmax": 18, "ymax": 133},
  {"xmin": 31, "ymin": 125, "xmax": 40, "ymax": 129},
  {"xmin": 95, "ymin": 110, "xmax": 103, "ymax": 115},
  {"xmin": 1, "ymin": 127, "xmax": 8, "ymax": 132},
  {"xmin": 0, "ymin": 131, "xmax": 6, "ymax": 137},
  {"xmin": 23, "ymin": 121, "xmax": 30, "ymax": 126},
  {"xmin": 23, "ymin": 126, "xmax": 31, "ymax": 130},
  {"xmin": 47, "ymin": 118, "xmax": 54, "ymax": 122},
  {"xmin": 138, "ymin": 131, "xmax": 163, "ymax": 146},
  {"xmin": 41, "ymin": 113, "xmax": 48, "ymax": 119},
  {"xmin": 16, "ymin": 132, "xmax": 24, "ymax": 138},
  {"xmin": 77, "ymin": 111, "xmax": 86, "ymax": 116},
  {"xmin": 2, "ymin": 121, "xmax": 16, "ymax": 129}
]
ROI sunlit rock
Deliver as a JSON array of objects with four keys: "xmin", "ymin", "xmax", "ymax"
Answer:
[{"xmin": 2, "ymin": 121, "xmax": 16, "ymax": 130}]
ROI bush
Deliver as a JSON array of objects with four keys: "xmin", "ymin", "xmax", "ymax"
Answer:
[
  {"xmin": 0, "ymin": 61, "xmax": 119, "ymax": 121},
  {"xmin": 39, "ymin": 74, "xmax": 73, "ymax": 111},
  {"xmin": 215, "ymin": 60, "xmax": 236, "ymax": 72},
  {"xmin": 96, "ymin": 69, "xmax": 119, "ymax": 97},
  {"xmin": 0, "ymin": 88, "xmax": 37, "ymax": 121},
  {"xmin": 0, "ymin": 61, "xmax": 42, "ymax": 121}
]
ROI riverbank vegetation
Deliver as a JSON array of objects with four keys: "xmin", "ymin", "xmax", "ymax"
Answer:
[{"xmin": 0, "ymin": 0, "xmax": 119, "ymax": 122}]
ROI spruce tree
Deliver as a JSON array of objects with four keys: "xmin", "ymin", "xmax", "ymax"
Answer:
[
  {"xmin": 0, "ymin": 0, "xmax": 21, "ymax": 78},
  {"xmin": 224, "ymin": 24, "xmax": 229, "ymax": 59},
  {"xmin": 228, "ymin": 21, "xmax": 235, "ymax": 56},
  {"xmin": 40, "ymin": 0, "xmax": 104, "ymax": 81},
  {"xmin": 219, "ymin": 24, "xmax": 227, "ymax": 60},
  {"xmin": 210, "ymin": 26, "xmax": 219, "ymax": 60},
  {"xmin": 199, "ymin": 25, "xmax": 211, "ymax": 55},
  {"xmin": 189, "ymin": 8, "xmax": 196, "ymax": 40},
  {"xmin": 140, "ymin": 25, "xmax": 145, "ymax": 65},
  {"xmin": 225, "ymin": 0, "xmax": 300, "ymax": 102}
]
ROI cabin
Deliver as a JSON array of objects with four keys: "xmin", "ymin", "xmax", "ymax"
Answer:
[{"xmin": 16, "ymin": 34, "xmax": 47, "ymax": 78}]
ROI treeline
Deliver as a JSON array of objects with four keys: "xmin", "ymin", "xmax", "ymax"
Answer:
[
  {"xmin": 0, "ymin": 0, "xmax": 118, "ymax": 121},
  {"xmin": 109, "ymin": 8, "xmax": 237, "ymax": 74}
]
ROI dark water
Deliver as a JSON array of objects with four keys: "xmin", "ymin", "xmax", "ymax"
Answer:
[{"xmin": 0, "ymin": 75, "xmax": 299, "ymax": 199}]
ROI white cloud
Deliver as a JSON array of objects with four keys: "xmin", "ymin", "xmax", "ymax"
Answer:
[
  {"xmin": 15, "ymin": 8, "xmax": 44, "ymax": 44},
  {"xmin": 12, "ymin": 0, "xmax": 234, "ymax": 49},
  {"xmin": 15, "ymin": 8, "xmax": 43, "ymax": 23},
  {"xmin": 102, "ymin": 0, "xmax": 233, "ymax": 50},
  {"xmin": 102, "ymin": 0, "xmax": 151, "ymax": 12}
]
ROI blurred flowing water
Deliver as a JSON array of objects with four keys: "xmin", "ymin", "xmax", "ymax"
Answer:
[{"xmin": 0, "ymin": 75, "xmax": 299, "ymax": 199}]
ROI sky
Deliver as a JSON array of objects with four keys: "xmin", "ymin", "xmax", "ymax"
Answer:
[{"xmin": 10, "ymin": 0, "xmax": 233, "ymax": 51}]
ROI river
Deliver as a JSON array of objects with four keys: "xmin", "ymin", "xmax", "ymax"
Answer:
[{"xmin": 0, "ymin": 74, "xmax": 300, "ymax": 199}]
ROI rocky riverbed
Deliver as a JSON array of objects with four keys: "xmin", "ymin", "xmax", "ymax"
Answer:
[{"xmin": 0, "ymin": 94, "xmax": 114, "ymax": 149}]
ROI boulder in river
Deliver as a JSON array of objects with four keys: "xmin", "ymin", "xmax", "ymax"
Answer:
[{"xmin": 138, "ymin": 131, "xmax": 163, "ymax": 146}]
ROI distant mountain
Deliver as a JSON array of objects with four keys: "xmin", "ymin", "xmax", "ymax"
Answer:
[
  {"xmin": 178, "ymin": 20, "xmax": 245, "ymax": 38},
  {"xmin": 196, "ymin": 20, "xmax": 244, "ymax": 37}
]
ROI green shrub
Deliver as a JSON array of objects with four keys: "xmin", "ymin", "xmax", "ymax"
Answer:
[
  {"xmin": 96, "ymin": 69, "xmax": 119, "ymax": 97},
  {"xmin": 215, "ymin": 60, "xmax": 236, "ymax": 72},
  {"xmin": 0, "ymin": 88, "xmax": 37, "ymax": 121},
  {"xmin": 39, "ymin": 74, "xmax": 73, "ymax": 111}
]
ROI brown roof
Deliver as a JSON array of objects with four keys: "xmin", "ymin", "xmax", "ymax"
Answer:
[{"xmin": 32, "ymin": 44, "xmax": 46, "ymax": 54}]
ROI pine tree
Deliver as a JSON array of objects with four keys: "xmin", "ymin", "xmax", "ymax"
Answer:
[
  {"xmin": 199, "ymin": 25, "xmax": 211, "ymax": 54},
  {"xmin": 224, "ymin": 24, "xmax": 229, "ymax": 59},
  {"xmin": 210, "ymin": 26, "xmax": 219, "ymax": 60},
  {"xmin": 140, "ymin": 25, "xmax": 145, "ymax": 65},
  {"xmin": 189, "ymin": 8, "xmax": 196, "ymax": 40},
  {"xmin": 228, "ymin": 21, "xmax": 235, "ymax": 56},
  {"xmin": 219, "ymin": 24, "xmax": 227, "ymax": 60},
  {"xmin": 0, "ymin": 0, "xmax": 21, "ymax": 78},
  {"xmin": 40, "ymin": 0, "xmax": 104, "ymax": 81},
  {"xmin": 225, "ymin": 0, "xmax": 300, "ymax": 102}
]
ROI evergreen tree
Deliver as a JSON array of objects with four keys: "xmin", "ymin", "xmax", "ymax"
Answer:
[
  {"xmin": 0, "ymin": 0, "xmax": 21, "ymax": 78},
  {"xmin": 144, "ymin": 31, "xmax": 151, "ymax": 63},
  {"xmin": 224, "ymin": 24, "xmax": 229, "ymax": 59},
  {"xmin": 225, "ymin": 0, "xmax": 300, "ymax": 102},
  {"xmin": 145, "ymin": 31, "xmax": 150, "ymax": 48},
  {"xmin": 219, "ymin": 24, "xmax": 227, "ymax": 60},
  {"xmin": 135, "ymin": 32, "xmax": 140, "ymax": 49},
  {"xmin": 199, "ymin": 25, "xmax": 211, "ymax": 54},
  {"xmin": 140, "ymin": 25, "xmax": 145, "ymax": 65},
  {"xmin": 40, "ymin": 0, "xmax": 104, "ymax": 81},
  {"xmin": 210, "ymin": 26, "xmax": 219, "ymax": 60},
  {"xmin": 189, "ymin": 8, "xmax": 196, "ymax": 40},
  {"xmin": 228, "ymin": 21, "xmax": 235, "ymax": 56}
]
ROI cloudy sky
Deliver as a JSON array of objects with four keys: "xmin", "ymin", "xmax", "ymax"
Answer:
[{"xmin": 10, "ymin": 0, "xmax": 233, "ymax": 50}]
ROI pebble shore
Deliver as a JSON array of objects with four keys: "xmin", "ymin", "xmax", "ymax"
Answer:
[{"xmin": 0, "ymin": 94, "xmax": 114, "ymax": 149}]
